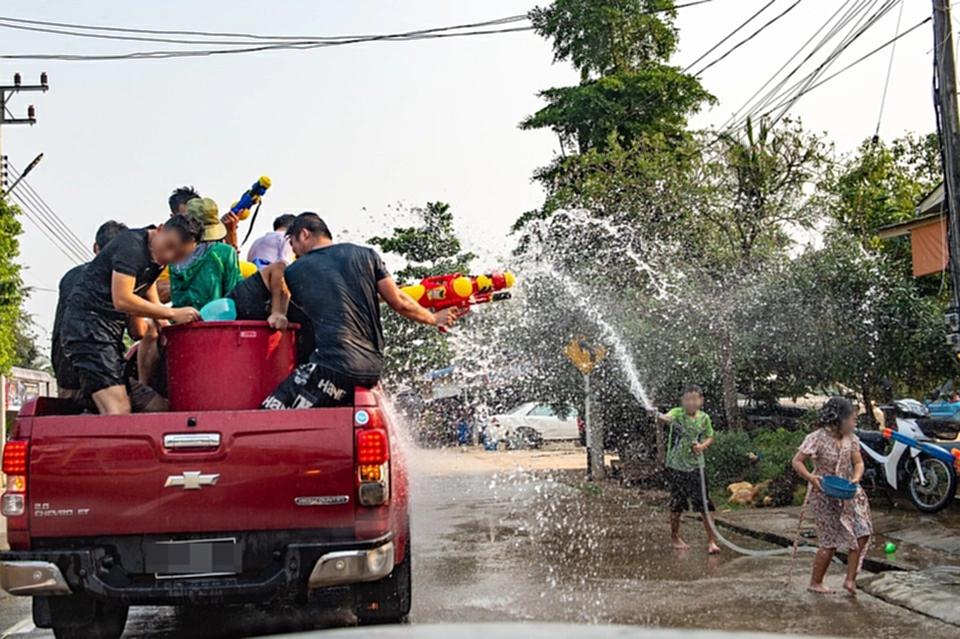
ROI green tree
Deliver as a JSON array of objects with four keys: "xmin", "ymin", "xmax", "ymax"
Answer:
[
  {"xmin": 369, "ymin": 202, "xmax": 476, "ymax": 385},
  {"xmin": 521, "ymin": 0, "xmax": 714, "ymax": 220},
  {"xmin": 0, "ymin": 198, "xmax": 25, "ymax": 374},
  {"xmin": 823, "ymin": 133, "xmax": 941, "ymax": 272}
]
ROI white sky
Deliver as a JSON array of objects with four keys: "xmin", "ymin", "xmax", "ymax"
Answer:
[{"xmin": 0, "ymin": 0, "xmax": 943, "ymax": 348}]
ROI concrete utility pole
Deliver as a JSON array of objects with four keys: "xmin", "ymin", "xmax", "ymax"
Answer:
[
  {"xmin": 932, "ymin": 2, "xmax": 960, "ymax": 346},
  {"xmin": 0, "ymin": 71, "xmax": 48, "ymax": 186}
]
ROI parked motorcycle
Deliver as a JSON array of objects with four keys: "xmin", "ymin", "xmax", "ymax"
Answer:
[{"xmin": 857, "ymin": 399, "xmax": 959, "ymax": 513}]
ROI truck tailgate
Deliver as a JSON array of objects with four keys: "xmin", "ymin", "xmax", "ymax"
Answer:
[{"xmin": 28, "ymin": 409, "xmax": 356, "ymax": 538}]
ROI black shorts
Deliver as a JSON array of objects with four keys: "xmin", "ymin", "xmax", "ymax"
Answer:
[
  {"xmin": 51, "ymin": 336, "xmax": 80, "ymax": 392},
  {"xmin": 668, "ymin": 468, "xmax": 715, "ymax": 514},
  {"xmin": 227, "ymin": 274, "xmax": 270, "ymax": 321},
  {"xmin": 62, "ymin": 331, "xmax": 126, "ymax": 398},
  {"xmin": 261, "ymin": 363, "xmax": 377, "ymax": 410}
]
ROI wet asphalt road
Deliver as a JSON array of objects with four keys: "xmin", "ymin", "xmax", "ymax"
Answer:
[{"xmin": 1, "ymin": 454, "xmax": 958, "ymax": 638}]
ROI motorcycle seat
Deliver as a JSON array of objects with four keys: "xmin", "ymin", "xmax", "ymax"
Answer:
[{"xmin": 857, "ymin": 429, "xmax": 886, "ymax": 447}]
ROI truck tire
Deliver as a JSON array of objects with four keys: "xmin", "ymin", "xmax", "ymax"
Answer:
[
  {"xmin": 52, "ymin": 601, "xmax": 128, "ymax": 639},
  {"xmin": 353, "ymin": 546, "xmax": 412, "ymax": 625}
]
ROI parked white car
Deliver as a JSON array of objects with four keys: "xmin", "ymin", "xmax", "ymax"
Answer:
[{"xmin": 486, "ymin": 403, "xmax": 581, "ymax": 442}]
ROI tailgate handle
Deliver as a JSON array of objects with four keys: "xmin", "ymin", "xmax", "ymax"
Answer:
[{"xmin": 163, "ymin": 433, "xmax": 221, "ymax": 450}]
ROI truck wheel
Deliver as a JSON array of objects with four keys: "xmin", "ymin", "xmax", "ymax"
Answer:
[
  {"xmin": 353, "ymin": 546, "xmax": 412, "ymax": 625},
  {"xmin": 52, "ymin": 601, "xmax": 128, "ymax": 639}
]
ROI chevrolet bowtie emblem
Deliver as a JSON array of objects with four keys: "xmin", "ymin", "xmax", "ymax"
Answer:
[{"xmin": 164, "ymin": 471, "xmax": 220, "ymax": 490}]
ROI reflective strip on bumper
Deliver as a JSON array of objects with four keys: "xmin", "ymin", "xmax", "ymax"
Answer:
[
  {"xmin": 0, "ymin": 561, "xmax": 72, "ymax": 596},
  {"xmin": 307, "ymin": 541, "xmax": 395, "ymax": 588}
]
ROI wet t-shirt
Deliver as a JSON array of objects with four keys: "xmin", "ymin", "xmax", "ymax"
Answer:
[
  {"xmin": 665, "ymin": 408, "xmax": 714, "ymax": 472},
  {"xmin": 64, "ymin": 227, "xmax": 163, "ymax": 341},
  {"xmin": 283, "ymin": 243, "xmax": 390, "ymax": 380}
]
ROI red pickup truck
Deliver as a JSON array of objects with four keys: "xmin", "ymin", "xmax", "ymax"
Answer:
[{"xmin": 0, "ymin": 321, "xmax": 410, "ymax": 638}]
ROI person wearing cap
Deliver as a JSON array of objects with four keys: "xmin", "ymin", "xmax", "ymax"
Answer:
[{"xmin": 169, "ymin": 197, "xmax": 243, "ymax": 311}]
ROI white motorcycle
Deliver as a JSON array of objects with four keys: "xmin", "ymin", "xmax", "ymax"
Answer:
[{"xmin": 857, "ymin": 399, "xmax": 959, "ymax": 513}]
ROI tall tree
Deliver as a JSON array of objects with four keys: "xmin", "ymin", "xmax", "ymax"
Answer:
[
  {"xmin": 521, "ymin": 0, "xmax": 714, "ymax": 220},
  {"xmin": 369, "ymin": 202, "xmax": 476, "ymax": 385}
]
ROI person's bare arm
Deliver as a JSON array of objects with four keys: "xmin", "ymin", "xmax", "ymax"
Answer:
[
  {"xmin": 266, "ymin": 267, "xmax": 291, "ymax": 331},
  {"xmin": 850, "ymin": 443, "xmax": 865, "ymax": 485},
  {"xmin": 792, "ymin": 451, "xmax": 822, "ymax": 492},
  {"xmin": 112, "ymin": 273, "xmax": 200, "ymax": 324},
  {"xmin": 222, "ymin": 212, "xmax": 239, "ymax": 252},
  {"xmin": 648, "ymin": 409, "xmax": 675, "ymax": 424},
  {"xmin": 377, "ymin": 277, "xmax": 455, "ymax": 328},
  {"xmin": 156, "ymin": 278, "xmax": 171, "ymax": 305}
]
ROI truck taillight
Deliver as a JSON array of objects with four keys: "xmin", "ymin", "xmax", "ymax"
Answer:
[
  {"xmin": 2, "ymin": 440, "xmax": 28, "ymax": 517},
  {"xmin": 357, "ymin": 429, "xmax": 388, "ymax": 465},
  {"xmin": 3, "ymin": 440, "xmax": 28, "ymax": 475},
  {"xmin": 355, "ymin": 419, "xmax": 390, "ymax": 507}
]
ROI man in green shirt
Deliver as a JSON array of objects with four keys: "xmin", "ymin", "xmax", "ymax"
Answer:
[
  {"xmin": 170, "ymin": 197, "xmax": 243, "ymax": 311},
  {"xmin": 652, "ymin": 384, "xmax": 720, "ymax": 554}
]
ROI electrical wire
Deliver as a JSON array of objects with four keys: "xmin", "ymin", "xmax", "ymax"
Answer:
[
  {"xmin": 874, "ymin": 0, "xmax": 906, "ymax": 139},
  {"xmin": 692, "ymin": 0, "xmax": 805, "ymax": 77},
  {"xmin": 759, "ymin": 17, "xmax": 929, "ymax": 116},
  {"xmin": 0, "ymin": 15, "xmax": 532, "ymax": 48},
  {"xmin": 7, "ymin": 190, "xmax": 86, "ymax": 265},
  {"xmin": 4, "ymin": 163, "xmax": 91, "ymax": 263},
  {"xmin": 763, "ymin": 0, "xmax": 903, "ymax": 127},
  {"xmin": 0, "ymin": 1, "xmax": 718, "ymax": 62},
  {"xmin": 683, "ymin": 0, "xmax": 778, "ymax": 73},
  {"xmin": 721, "ymin": 0, "xmax": 866, "ymax": 130},
  {"xmin": 725, "ymin": 0, "xmax": 903, "ymax": 132},
  {"xmin": 5, "ymin": 163, "xmax": 90, "ymax": 258},
  {"xmin": 0, "ymin": 13, "xmax": 530, "ymax": 42},
  {"xmin": 724, "ymin": 0, "xmax": 880, "ymax": 130}
]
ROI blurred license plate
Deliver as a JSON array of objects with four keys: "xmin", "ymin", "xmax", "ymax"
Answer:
[{"xmin": 146, "ymin": 538, "xmax": 241, "ymax": 579}]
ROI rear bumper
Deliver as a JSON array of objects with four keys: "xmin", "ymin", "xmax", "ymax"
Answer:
[{"xmin": 0, "ymin": 533, "xmax": 394, "ymax": 605}]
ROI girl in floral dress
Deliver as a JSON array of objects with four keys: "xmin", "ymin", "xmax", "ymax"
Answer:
[{"xmin": 792, "ymin": 397, "xmax": 873, "ymax": 595}]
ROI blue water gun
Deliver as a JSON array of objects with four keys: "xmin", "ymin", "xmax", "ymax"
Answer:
[
  {"xmin": 231, "ymin": 176, "xmax": 271, "ymax": 220},
  {"xmin": 883, "ymin": 428, "xmax": 960, "ymax": 470}
]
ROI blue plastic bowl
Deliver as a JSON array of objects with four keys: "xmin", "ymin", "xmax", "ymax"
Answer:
[
  {"xmin": 199, "ymin": 297, "xmax": 237, "ymax": 322},
  {"xmin": 821, "ymin": 475, "xmax": 857, "ymax": 500}
]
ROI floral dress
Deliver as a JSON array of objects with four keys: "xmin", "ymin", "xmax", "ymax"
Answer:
[{"xmin": 798, "ymin": 428, "xmax": 873, "ymax": 551}]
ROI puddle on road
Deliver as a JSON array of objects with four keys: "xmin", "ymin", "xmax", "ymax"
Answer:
[{"xmin": 411, "ymin": 469, "xmax": 960, "ymax": 638}]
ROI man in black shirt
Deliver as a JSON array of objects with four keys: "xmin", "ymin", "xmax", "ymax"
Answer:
[
  {"xmin": 61, "ymin": 215, "xmax": 204, "ymax": 414},
  {"xmin": 261, "ymin": 212, "xmax": 457, "ymax": 410},
  {"xmin": 51, "ymin": 221, "xmax": 129, "ymax": 399}
]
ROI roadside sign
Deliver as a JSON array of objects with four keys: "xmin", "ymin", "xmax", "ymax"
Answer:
[{"xmin": 564, "ymin": 336, "xmax": 607, "ymax": 375}]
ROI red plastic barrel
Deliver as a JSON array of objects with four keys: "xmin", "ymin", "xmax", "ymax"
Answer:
[{"xmin": 163, "ymin": 321, "xmax": 298, "ymax": 412}]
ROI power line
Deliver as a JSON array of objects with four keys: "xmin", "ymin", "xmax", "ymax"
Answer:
[
  {"xmin": 757, "ymin": 16, "xmax": 930, "ymax": 121},
  {"xmin": 762, "ymin": 0, "xmax": 903, "ymax": 127},
  {"xmin": 722, "ymin": 0, "xmax": 869, "ymax": 130},
  {"xmin": 0, "ymin": 2, "xmax": 718, "ymax": 62},
  {"xmin": 4, "ymin": 162, "xmax": 89, "ymax": 257},
  {"xmin": 724, "ymin": 0, "xmax": 903, "ymax": 131},
  {"xmin": 874, "ymin": 0, "xmax": 906, "ymax": 139},
  {"xmin": 692, "ymin": 0, "xmax": 805, "ymax": 77},
  {"xmin": 0, "ymin": 13, "xmax": 529, "ymax": 42},
  {"xmin": 3, "ymin": 162, "xmax": 90, "ymax": 263},
  {"xmin": 0, "ymin": 15, "xmax": 532, "ymax": 48},
  {"xmin": 683, "ymin": 0, "xmax": 778, "ymax": 73}
]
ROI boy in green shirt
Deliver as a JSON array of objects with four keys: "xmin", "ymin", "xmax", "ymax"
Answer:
[
  {"xmin": 170, "ymin": 197, "xmax": 243, "ymax": 310},
  {"xmin": 651, "ymin": 384, "xmax": 720, "ymax": 554}
]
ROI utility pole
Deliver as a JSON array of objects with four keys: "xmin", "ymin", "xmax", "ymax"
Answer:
[
  {"xmin": 932, "ymin": 2, "xmax": 960, "ymax": 348},
  {"xmin": 0, "ymin": 71, "xmax": 48, "ymax": 188}
]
